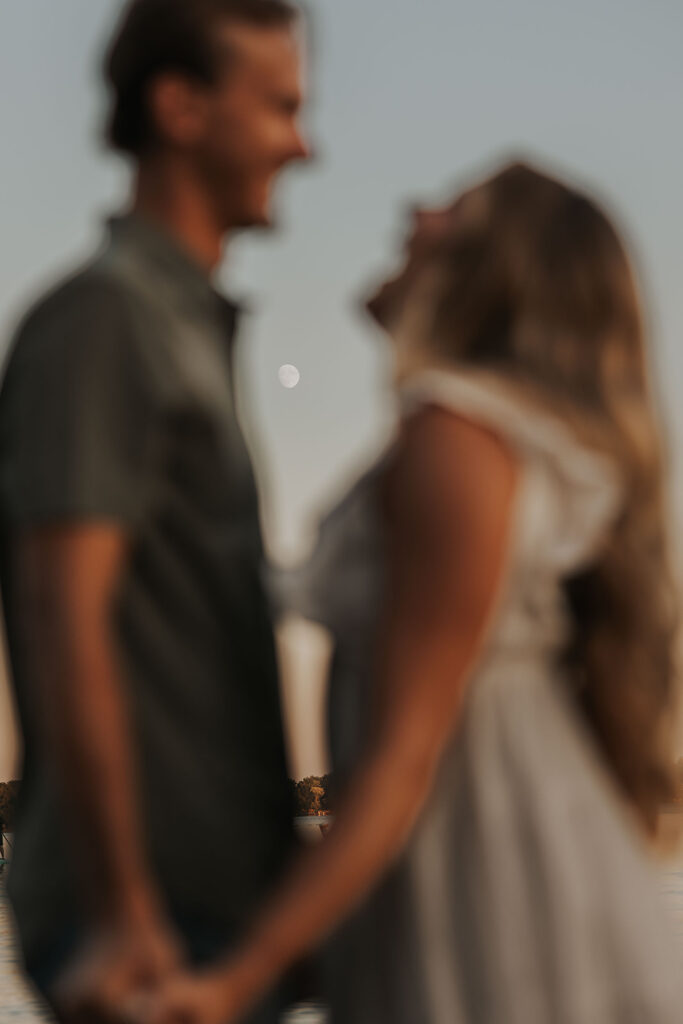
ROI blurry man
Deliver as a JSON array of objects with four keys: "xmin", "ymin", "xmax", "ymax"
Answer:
[{"xmin": 0, "ymin": 1, "xmax": 309, "ymax": 1021}]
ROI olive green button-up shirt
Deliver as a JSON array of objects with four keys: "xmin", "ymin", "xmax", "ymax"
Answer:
[{"xmin": 0, "ymin": 215, "xmax": 293, "ymax": 968}]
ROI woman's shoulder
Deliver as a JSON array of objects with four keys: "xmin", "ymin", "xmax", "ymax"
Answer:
[
  {"xmin": 399, "ymin": 366, "xmax": 618, "ymax": 483},
  {"xmin": 399, "ymin": 366, "xmax": 623, "ymax": 574},
  {"xmin": 383, "ymin": 401, "xmax": 520, "ymax": 533}
]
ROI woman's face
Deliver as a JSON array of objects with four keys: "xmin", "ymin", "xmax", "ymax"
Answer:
[{"xmin": 365, "ymin": 196, "xmax": 466, "ymax": 333}]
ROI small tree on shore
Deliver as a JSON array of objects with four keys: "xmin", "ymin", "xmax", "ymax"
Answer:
[{"xmin": 292, "ymin": 774, "xmax": 334, "ymax": 815}]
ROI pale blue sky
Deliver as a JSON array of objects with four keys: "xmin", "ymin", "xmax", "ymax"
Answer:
[{"xmin": 1, "ymin": 0, "xmax": 682, "ymax": 778}]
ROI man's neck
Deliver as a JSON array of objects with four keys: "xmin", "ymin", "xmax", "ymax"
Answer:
[{"xmin": 132, "ymin": 159, "xmax": 228, "ymax": 274}]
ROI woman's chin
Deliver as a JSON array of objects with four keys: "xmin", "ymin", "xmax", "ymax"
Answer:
[
  {"xmin": 363, "ymin": 289, "xmax": 384, "ymax": 326},
  {"xmin": 364, "ymin": 281, "xmax": 398, "ymax": 332}
]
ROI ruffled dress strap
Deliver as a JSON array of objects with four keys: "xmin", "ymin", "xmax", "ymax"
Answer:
[{"xmin": 399, "ymin": 368, "xmax": 623, "ymax": 575}]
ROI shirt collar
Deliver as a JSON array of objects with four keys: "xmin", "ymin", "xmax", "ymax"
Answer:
[{"xmin": 106, "ymin": 213, "xmax": 242, "ymax": 333}]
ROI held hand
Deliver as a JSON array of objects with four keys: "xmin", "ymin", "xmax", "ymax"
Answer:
[
  {"xmin": 52, "ymin": 910, "xmax": 184, "ymax": 1024},
  {"xmin": 144, "ymin": 970, "xmax": 241, "ymax": 1024}
]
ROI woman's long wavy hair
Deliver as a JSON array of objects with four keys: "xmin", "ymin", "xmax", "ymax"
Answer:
[{"xmin": 423, "ymin": 161, "xmax": 679, "ymax": 830}]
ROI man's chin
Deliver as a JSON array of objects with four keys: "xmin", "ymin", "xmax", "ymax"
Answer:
[
  {"xmin": 231, "ymin": 207, "xmax": 278, "ymax": 233},
  {"xmin": 229, "ymin": 211, "xmax": 270, "ymax": 231},
  {"xmin": 234, "ymin": 186, "xmax": 281, "ymax": 230}
]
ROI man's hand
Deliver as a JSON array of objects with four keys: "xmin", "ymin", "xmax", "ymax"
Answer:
[
  {"xmin": 142, "ymin": 969, "xmax": 238, "ymax": 1024},
  {"xmin": 14, "ymin": 524, "xmax": 183, "ymax": 1024},
  {"xmin": 52, "ymin": 910, "xmax": 184, "ymax": 1024}
]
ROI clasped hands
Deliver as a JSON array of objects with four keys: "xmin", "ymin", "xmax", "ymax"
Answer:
[{"xmin": 52, "ymin": 915, "xmax": 246, "ymax": 1024}]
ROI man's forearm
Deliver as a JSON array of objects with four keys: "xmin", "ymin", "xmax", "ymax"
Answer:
[
  {"xmin": 41, "ymin": 620, "xmax": 155, "ymax": 920},
  {"xmin": 18, "ymin": 530, "xmax": 160, "ymax": 926}
]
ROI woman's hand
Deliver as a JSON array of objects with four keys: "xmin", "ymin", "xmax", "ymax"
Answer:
[{"xmin": 143, "ymin": 969, "xmax": 238, "ymax": 1024}]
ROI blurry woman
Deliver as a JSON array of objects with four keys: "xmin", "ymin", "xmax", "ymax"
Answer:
[{"xmin": 150, "ymin": 161, "xmax": 682, "ymax": 1023}]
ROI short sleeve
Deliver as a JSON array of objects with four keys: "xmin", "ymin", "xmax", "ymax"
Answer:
[{"xmin": 0, "ymin": 273, "xmax": 165, "ymax": 528}]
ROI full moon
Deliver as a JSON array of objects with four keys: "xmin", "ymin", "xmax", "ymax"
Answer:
[{"xmin": 278, "ymin": 364, "xmax": 301, "ymax": 389}]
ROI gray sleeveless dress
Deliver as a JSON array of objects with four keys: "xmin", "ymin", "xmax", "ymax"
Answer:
[{"xmin": 288, "ymin": 368, "xmax": 682, "ymax": 1024}]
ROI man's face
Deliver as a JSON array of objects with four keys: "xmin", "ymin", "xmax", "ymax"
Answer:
[{"xmin": 198, "ymin": 22, "xmax": 309, "ymax": 229}]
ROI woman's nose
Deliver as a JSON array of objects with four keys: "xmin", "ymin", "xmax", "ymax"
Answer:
[
  {"xmin": 409, "ymin": 205, "xmax": 428, "ymax": 229},
  {"xmin": 411, "ymin": 206, "xmax": 448, "ymax": 235}
]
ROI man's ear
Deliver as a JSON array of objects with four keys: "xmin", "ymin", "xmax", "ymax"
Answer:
[{"xmin": 147, "ymin": 74, "xmax": 210, "ymax": 149}]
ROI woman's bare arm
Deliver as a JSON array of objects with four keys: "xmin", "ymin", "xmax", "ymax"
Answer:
[{"xmin": 153, "ymin": 406, "xmax": 519, "ymax": 1023}]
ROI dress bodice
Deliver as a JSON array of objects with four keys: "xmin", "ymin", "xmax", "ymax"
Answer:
[
  {"xmin": 286, "ymin": 368, "xmax": 621, "ymax": 659},
  {"xmin": 279, "ymin": 369, "xmax": 622, "ymax": 780}
]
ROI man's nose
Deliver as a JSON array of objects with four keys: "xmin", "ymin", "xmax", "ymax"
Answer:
[{"xmin": 289, "ymin": 127, "xmax": 313, "ymax": 163}]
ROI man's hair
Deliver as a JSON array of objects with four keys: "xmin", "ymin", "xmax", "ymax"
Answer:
[{"xmin": 103, "ymin": 0, "xmax": 298, "ymax": 157}]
